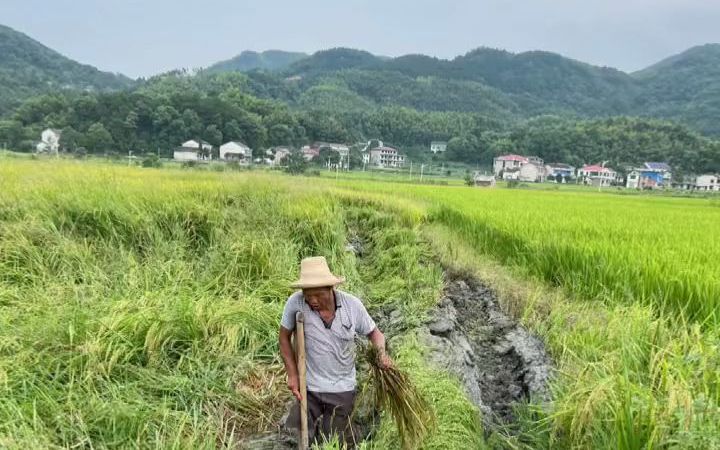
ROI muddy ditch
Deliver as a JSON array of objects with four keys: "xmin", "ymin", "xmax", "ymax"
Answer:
[{"xmin": 409, "ymin": 272, "xmax": 553, "ymax": 429}]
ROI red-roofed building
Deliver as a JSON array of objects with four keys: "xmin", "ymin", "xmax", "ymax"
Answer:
[
  {"xmin": 493, "ymin": 154, "xmax": 528, "ymax": 179},
  {"xmin": 301, "ymin": 145, "xmax": 320, "ymax": 161},
  {"xmin": 579, "ymin": 164, "xmax": 617, "ymax": 187}
]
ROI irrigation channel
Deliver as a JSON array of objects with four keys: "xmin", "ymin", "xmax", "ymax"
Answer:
[{"xmin": 242, "ymin": 212, "xmax": 553, "ymax": 449}]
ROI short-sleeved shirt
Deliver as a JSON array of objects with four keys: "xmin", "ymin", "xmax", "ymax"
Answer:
[{"xmin": 280, "ymin": 289, "xmax": 376, "ymax": 392}]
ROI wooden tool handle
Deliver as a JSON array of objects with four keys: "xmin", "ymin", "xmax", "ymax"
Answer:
[{"xmin": 296, "ymin": 311, "xmax": 309, "ymax": 449}]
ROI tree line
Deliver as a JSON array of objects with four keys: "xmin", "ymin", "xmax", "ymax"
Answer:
[{"xmin": 1, "ymin": 71, "xmax": 719, "ymax": 174}]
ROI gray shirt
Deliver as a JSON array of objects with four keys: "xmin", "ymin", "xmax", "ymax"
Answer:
[{"xmin": 280, "ymin": 289, "xmax": 376, "ymax": 393}]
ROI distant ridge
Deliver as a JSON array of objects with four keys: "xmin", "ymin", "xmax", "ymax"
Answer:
[
  {"xmin": 206, "ymin": 50, "xmax": 308, "ymax": 73},
  {"xmin": 0, "ymin": 24, "xmax": 133, "ymax": 114}
]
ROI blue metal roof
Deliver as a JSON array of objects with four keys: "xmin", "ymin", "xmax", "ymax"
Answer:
[{"xmin": 644, "ymin": 162, "xmax": 671, "ymax": 171}]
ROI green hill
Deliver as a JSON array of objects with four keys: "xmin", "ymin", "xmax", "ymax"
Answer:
[
  {"xmin": 279, "ymin": 47, "xmax": 642, "ymax": 117},
  {"xmin": 0, "ymin": 25, "xmax": 134, "ymax": 115},
  {"xmin": 206, "ymin": 50, "xmax": 308, "ymax": 73},
  {"xmin": 632, "ymin": 44, "xmax": 720, "ymax": 135}
]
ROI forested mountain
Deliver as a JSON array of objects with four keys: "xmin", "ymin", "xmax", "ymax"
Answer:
[
  {"xmin": 0, "ymin": 25, "xmax": 134, "ymax": 115},
  {"xmin": 206, "ymin": 50, "xmax": 308, "ymax": 73},
  {"xmin": 632, "ymin": 44, "xmax": 720, "ymax": 135},
  {"xmin": 281, "ymin": 48, "xmax": 641, "ymax": 117},
  {"xmin": 223, "ymin": 46, "xmax": 719, "ymax": 136},
  {"xmin": 1, "ymin": 24, "xmax": 719, "ymax": 173}
]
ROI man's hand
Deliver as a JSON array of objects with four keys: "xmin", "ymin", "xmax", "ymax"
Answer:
[
  {"xmin": 287, "ymin": 374, "xmax": 302, "ymax": 401},
  {"xmin": 376, "ymin": 349, "xmax": 394, "ymax": 370}
]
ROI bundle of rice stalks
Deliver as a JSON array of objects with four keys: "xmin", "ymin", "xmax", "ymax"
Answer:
[{"xmin": 363, "ymin": 345, "xmax": 436, "ymax": 449}]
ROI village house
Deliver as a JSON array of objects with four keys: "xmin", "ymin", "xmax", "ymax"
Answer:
[
  {"xmin": 272, "ymin": 147, "xmax": 292, "ymax": 165},
  {"xmin": 518, "ymin": 162, "xmax": 547, "ymax": 183},
  {"xmin": 369, "ymin": 146, "xmax": 405, "ymax": 168},
  {"xmin": 545, "ymin": 163, "xmax": 576, "ymax": 183},
  {"xmin": 360, "ymin": 139, "xmax": 383, "ymax": 165},
  {"xmin": 36, "ymin": 128, "xmax": 62, "ymax": 154},
  {"xmin": 173, "ymin": 140, "xmax": 213, "ymax": 161},
  {"xmin": 579, "ymin": 164, "xmax": 617, "ymax": 187},
  {"xmin": 527, "ymin": 156, "xmax": 544, "ymax": 166},
  {"xmin": 300, "ymin": 145, "xmax": 320, "ymax": 161},
  {"xmin": 626, "ymin": 163, "xmax": 672, "ymax": 189},
  {"xmin": 644, "ymin": 162, "xmax": 672, "ymax": 184},
  {"xmin": 493, "ymin": 154, "xmax": 528, "ymax": 177},
  {"xmin": 472, "ymin": 172, "xmax": 496, "ymax": 188},
  {"xmin": 695, "ymin": 174, "xmax": 719, "ymax": 191},
  {"xmin": 430, "ymin": 141, "xmax": 447, "ymax": 154},
  {"xmin": 316, "ymin": 142, "xmax": 350, "ymax": 158},
  {"xmin": 219, "ymin": 141, "xmax": 252, "ymax": 163}
]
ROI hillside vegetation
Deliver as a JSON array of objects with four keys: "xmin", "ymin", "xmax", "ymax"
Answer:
[
  {"xmin": 206, "ymin": 50, "xmax": 308, "ymax": 74},
  {"xmin": 1, "ymin": 24, "xmax": 720, "ymax": 171},
  {"xmin": 2, "ymin": 70, "xmax": 719, "ymax": 174},
  {"xmin": 0, "ymin": 25, "xmax": 133, "ymax": 115}
]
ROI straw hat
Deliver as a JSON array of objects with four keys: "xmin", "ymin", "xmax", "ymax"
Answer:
[{"xmin": 291, "ymin": 256, "xmax": 345, "ymax": 289}]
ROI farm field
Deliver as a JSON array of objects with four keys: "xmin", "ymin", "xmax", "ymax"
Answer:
[{"xmin": 0, "ymin": 160, "xmax": 718, "ymax": 449}]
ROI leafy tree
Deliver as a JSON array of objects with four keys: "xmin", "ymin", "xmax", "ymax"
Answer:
[
  {"xmin": 60, "ymin": 127, "xmax": 82, "ymax": 152},
  {"xmin": 317, "ymin": 146, "xmax": 341, "ymax": 167},
  {"xmin": 204, "ymin": 124, "xmax": 223, "ymax": 147},
  {"xmin": 83, "ymin": 122, "xmax": 113, "ymax": 152},
  {"xmin": 285, "ymin": 151, "xmax": 308, "ymax": 174},
  {"xmin": 0, "ymin": 120, "xmax": 25, "ymax": 148},
  {"xmin": 268, "ymin": 124, "xmax": 294, "ymax": 146}
]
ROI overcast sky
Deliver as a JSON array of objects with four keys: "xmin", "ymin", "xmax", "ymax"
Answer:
[{"xmin": 1, "ymin": 0, "xmax": 719, "ymax": 78}]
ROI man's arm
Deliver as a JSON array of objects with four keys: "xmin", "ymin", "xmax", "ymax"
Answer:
[
  {"xmin": 279, "ymin": 326, "xmax": 301, "ymax": 401},
  {"xmin": 367, "ymin": 327, "xmax": 392, "ymax": 369}
]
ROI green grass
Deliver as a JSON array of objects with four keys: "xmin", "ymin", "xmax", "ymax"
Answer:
[
  {"xmin": 0, "ymin": 160, "xmax": 483, "ymax": 449},
  {"xmin": 331, "ymin": 182, "xmax": 720, "ymax": 449},
  {"xmin": 2, "ymin": 159, "xmax": 719, "ymax": 449}
]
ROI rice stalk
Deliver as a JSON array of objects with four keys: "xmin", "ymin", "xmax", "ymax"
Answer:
[{"xmin": 362, "ymin": 345, "xmax": 436, "ymax": 450}]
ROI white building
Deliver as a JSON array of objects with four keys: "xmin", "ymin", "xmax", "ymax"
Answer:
[
  {"xmin": 36, "ymin": 128, "xmax": 62, "ymax": 154},
  {"xmin": 316, "ymin": 142, "xmax": 350, "ymax": 158},
  {"xmin": 273, "ymin": 147, "xmax": 292, "ymax": 166},
  {"xmin": 493, "ymin": 154, "xmax": 529, "ymax": 177},
  {"xmin": 518, "ymin": 163, "xmax": 546, "ymax": 183},
  {"xmin": 579, "ymin": 164, "xmax": 617, "ymax": 187},
  {"xmin": 173, "ymin": 140, "xmax": 213, "ymax": 161},
  {"xmin": 430, "ymin": 141, "xmax": 447, "ymax": 154},
  {"xmin": 369, "ymin": 146, "xmax": 405, "ymax": 168},
  {"xmin": 696, "ymin": 174, "xmax": 719, "ymax": 191},
  {"xmin": 219, "ymin": 141, "xmax": 252, "ymax": 163},
  {"xmin": 472, "ymin": 172, "xmax": 496, "ymax": 187},
  {"xmin": 626, "ymin": 170, "xmax": 641, "ymax": 189}
]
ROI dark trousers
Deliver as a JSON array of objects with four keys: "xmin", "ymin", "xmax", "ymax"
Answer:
[{"xmin": 287, "ymin": 390, "xmax": 356, "ymax": 447}]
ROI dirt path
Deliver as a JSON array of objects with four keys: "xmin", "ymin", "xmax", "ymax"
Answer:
[{"xmin": 415, "ymin": 273, "xmax": 553, "ymax": 429}]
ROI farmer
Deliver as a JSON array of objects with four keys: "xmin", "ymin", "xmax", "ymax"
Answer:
[{"xmin": 279, "ymin": 256, "xmax": 391, "ymax": 447}]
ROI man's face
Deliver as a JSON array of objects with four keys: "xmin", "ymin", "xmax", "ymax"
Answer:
[{"xmin": 303, "ymin": 287, "xmax": 333, "ymax": 311}]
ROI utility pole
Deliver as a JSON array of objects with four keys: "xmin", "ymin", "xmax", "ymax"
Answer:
[
  {"xmin": 420, "ymin": 164, "xmax": 425, "ymax": 182},
  {"xmin": 409, "ymin": 161, "xmax": 413, "ymax": 180},
  {"xmin": 128, "ymin": 150, "xmax": 133, "ymax": 167},
  {"xmin": 598, "ymin": 160, "xmax": 608, "ymax": 193}
]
